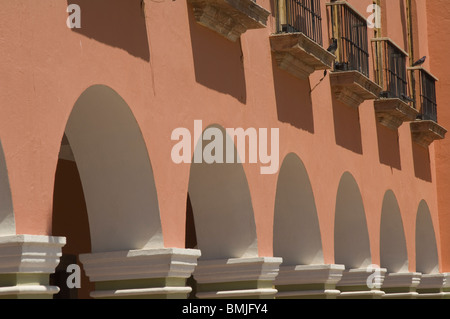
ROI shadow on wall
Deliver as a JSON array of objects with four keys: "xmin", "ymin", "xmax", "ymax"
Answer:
[
  {"xmin": 331, "ymin": 98, "xmax": 363, "ymax": 155},
  {"xmin": 376, "ymin": 123, "xmax": 401, "ymax": 170},
  {"xmin": 271, "ymin": 59, "xmax": 315, "ymax": 133},
  {"xmin": 186, "ymin": 4, "xmax": 247, "ymax": 103},
  {"xmin": 67, "ymin": 0, "xmax": 150, "ymax": 61},
  {"xmin": 412, "ymin": 143, "xmax": 432, "ymax": 182}
]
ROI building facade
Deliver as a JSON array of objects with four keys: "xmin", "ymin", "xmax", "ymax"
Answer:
[{"xmin": 0, "ymin": 0, "xmax": 449, "ymax": 298}]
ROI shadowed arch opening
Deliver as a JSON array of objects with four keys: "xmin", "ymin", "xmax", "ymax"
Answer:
[
  {"xmin": 51, "ymin": 85, "xmax": 163, "ymax": 298},
  {"xmin": 0, "ymin": 140, "xmax": 15, "ymax": 236},
  {"xmin": 334, "ymin": 172, "xmax": 371, "ymax": 269},
  {"xmin": 380, "ymin": 190, "xmax": 408, "ymax": 273},
  {"xmin": 416, "ymin": 200, "xmax": 439, "ymax": 274},
  {"xmin": 273, "ymin": 153, "xmax": 323, "ymax": 265},
  {"xmin": 60, "ymin": 85, "xmax": 162, "ymax": 252},
  {"xmin": 187, "ymin": 124, "xmax": 258, "ymax": 260}
]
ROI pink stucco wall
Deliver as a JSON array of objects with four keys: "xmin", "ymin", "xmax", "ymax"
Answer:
[{"xmin": 0, "ymin": 0, "xmax": 442, "ymax": 270}]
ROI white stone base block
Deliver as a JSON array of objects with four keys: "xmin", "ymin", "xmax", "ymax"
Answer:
[
  {"xmin": 337, "ymin": 267, "xmax": 387, "ymax": 299},
  {"xmin": 80, "ymin": 248, "xmax": 201, "ymax": 299},
  {"xmin": 193, "ymin": 257, "xmax": 282, "ymax": 299},
  {"xmin": 0, "ymin": 235, "xmax": 66, "ymax": 299},
  {"xmin": 381, "ymin": 272, "xmax": 421, "ymax": 299},
  {"xmin": 275, "ymin": 264, "xmax": 345, "ymax": 299}
]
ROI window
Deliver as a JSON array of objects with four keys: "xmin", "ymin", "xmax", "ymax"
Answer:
[
  {"xmin": 327, "ymin": 1, "xmax": 370, "ymax": 77},
  {"xmin": 277, "ymin": 0, "xmax": 323, "ymax": 45}
]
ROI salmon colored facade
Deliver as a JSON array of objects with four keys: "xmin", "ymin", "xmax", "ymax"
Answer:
[{"xmin": 0, "ymin": 0, "xmax": 449, "ymax": 299}]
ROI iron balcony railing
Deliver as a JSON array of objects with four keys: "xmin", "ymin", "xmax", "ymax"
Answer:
[
  {"xmin": 408, "ymin": 67, "xmax": 438, "ymax": 122},
  {"xmin": 276, "ymin": 0, "xmax": 323, "ymax": 45},
  {"xmin": 372, "ymin": 38, "xmax": 409, "ymax": 100},
  {"xmin": 327, "ymin": 1, "xmax": 370, "ymax": 77}
]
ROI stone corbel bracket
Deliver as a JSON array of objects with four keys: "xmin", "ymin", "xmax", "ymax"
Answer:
[
  {"xmin": 410, "ymin": 120, "xmax": 447, "ymax": 148},
  {"xmin": 330, "ymin": 71, "xmax": 382, "ymax": 109},
  {"xmin": 188, "ymin": 0, "xmax": 270, "ymax": 42},
  {"xmin": 374, "ymin": 98, "xmax": 419, "ymax": 130},
  {"xmin": 270, "ymin": 33, "xmax": 336, "ymax": 80}
]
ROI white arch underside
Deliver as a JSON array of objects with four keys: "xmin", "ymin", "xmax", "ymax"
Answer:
[
  {"xmin": 188, "ymin": 125, "xmax": 258, "ymax": 260},
  {"xmin": 334, "ymin": 172, "xmax": 371, "ymax": 269},
  {"xmin": 380, "ymin": 190, "xmax": 408, "ymax": 273},
  {"xmin": 273, "ymin": 153, "xmax": 323, "ymax": 265},
  {"xmin": 65, "ymin": 85, "xmax": 163, "ymax": 252},
  {"xmin": 0, "ymin": 140, "xmax": 15, "ymax": 236},
  {"xmin": 416, "ymin": 200, "xmax": 439, "ymax": 274}
]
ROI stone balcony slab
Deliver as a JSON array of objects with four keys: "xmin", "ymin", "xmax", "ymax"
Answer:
[
  {"xmin": 188, "ymin": 0, "xmax": 270, "ymax": 42},
  {"xmin": 374, "ymin": 98, "xmax": 419, "ymax": 130},
  {"xmin": 270, "ymin": 32, "xmax": 335, "ymax": 80},
  {"xmin": 410, "ymin": 120, "xmax": 447, "ymax": 147},
  {"xmin": 330, "ymin": 71, "xmax": 382, "ymax": 109}
]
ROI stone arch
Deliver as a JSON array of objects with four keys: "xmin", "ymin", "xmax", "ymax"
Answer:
[
  {"xmin": 187, "ymin": 124, "xmax": 258, "ymax": 260},
  {"xmin": 380, "ymin": 190, "xmax": 408, "ymax": 273},
  {"xmin": 334, "ymin": 172, "xmax": 371, "ymax": 269},
  {"xmin": 273, "ymin": 153, "xmax": 323, "ymax": 265},
  {"xmin": 54, "ymin": 84, "xmax": 163, "ymax": 253},
  {"xmin": 416, "ymin": 200, "xmax": 439, "ymax": 274},
  {"xmin": 0, "ymin": 139, "xmax": 15, "ymax": 236}
]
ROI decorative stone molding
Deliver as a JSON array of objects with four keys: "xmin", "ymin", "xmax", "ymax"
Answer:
[
  {"xmin": 381, "ymin": 272, "xmax": 421, "ymax": 299},
  {"xmin": 330, "ymin": 71, "xmax": 382, "ymax": 109},
  {"xmin": 275, "ymin": 264, "xmax": 345, "ymax": 299},
  {"xmin": 193, "ymin": 257, "xmax": 282, "ymax": 299},
  {"xmin": 0, "ymin": 235, "xmax": 66, "ymax": 299},
  {"xmin": 374, "ymin": 98, "xmax": 419, "ymax": 130},
  {"xmin": 337, "ymin": 267, "xmax": 387, "ymax": 299},
  {"xmin": 269, "ymin": 33, "xmax": 335, "ymax": 80},
  {"xmin": 410, "ymin": 120, "xmax": 447, "ymax": 148},
  {"xmin": 188, "ymin": 0, "xmax": 270, "ymax": 42},
  {"xmin": 79, "ymin": 248, "xmax": 201, "ymax": 299}
]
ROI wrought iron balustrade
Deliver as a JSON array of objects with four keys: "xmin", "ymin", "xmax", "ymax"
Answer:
[
  {"xmin": 327, "ymin": 1, "xmax": 369, "ymax": 77},
  {"xmin": 277, "ymin": 0, "xmax": 323, "ymax": 45},
  {"xmin": 419, "ymin": 70, "xmax": 438, "ymax": 122},
  {"xmin": 372, "ymin": 38, "xmax": 408, "ymax": 100}
]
